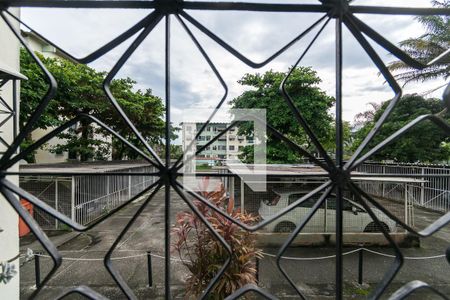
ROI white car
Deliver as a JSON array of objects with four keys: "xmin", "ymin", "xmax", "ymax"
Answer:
[{"xmin": 259, "ymin": 190, "xmax": 397, "ymax": 233}]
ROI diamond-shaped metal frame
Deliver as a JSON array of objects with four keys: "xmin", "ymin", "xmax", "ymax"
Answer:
[
  {"xmin": 0, "ymin": 76, "xmax": 19, "ymax": 153},
  {"xmin": 0, "ymin": 0, "xmax": 449, "ymax": 299}
]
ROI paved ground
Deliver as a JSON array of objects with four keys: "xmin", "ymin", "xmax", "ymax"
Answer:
[{"xmin": 19, "ymin": 187, "xmax": 450, "ymax": 299}]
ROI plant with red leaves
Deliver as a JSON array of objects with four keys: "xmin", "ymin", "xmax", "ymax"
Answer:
[{"xmin": 172, "ymin": 177, "xmax": 262, "ymax": 298}]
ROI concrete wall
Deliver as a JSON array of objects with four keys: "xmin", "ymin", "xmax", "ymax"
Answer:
[
  {"xmin": 32, "ymin": 128, "xmax": 67, "ymax": 163},
  {"xmin": 0, "ymin": 7, "xmax": 21, "ymax": 299}
]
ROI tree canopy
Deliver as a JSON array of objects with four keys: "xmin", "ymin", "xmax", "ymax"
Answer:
[
  {"xmin": 352, "ymin": 94, "xmax": 450, "ymax": 163},
  {"xmin": 229, "ymin": 67, "xmax": 338, "ymax": 164},
  {"xmin": 20, "ymin": 49, "xmax": 166, "ymax": 162},
  {"xmin": 388, "ymin": 0, "xmax": 449, "ymax": 84}
]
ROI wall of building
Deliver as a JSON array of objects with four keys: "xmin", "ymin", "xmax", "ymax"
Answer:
[
  {"xmin": 32, "ymin": 128, "xmax": 68, "ymax": 163},
  {"xmin": 22, "ymin": 32, "xmax": 70, "ymax": 163},
  {"xmin": 226, "ymin": 126, "xmax": 252, "ymax": 160},
  {"xmin": 0, "ymin": 7, "xmax": 21, "ymax": 299},
  {"xmin": 181, "ymin": 122, "xmax": 251, "ymax": 162},
  {"xmin": 21, "ymin": 31, "xmax": 113, "ymax": 163}
]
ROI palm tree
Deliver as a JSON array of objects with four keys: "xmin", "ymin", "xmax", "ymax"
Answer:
[{"xmin": 388, "ymin": 0, "xmax": 449, "ymax": 84}]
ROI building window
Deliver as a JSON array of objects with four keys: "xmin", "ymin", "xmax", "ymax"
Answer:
[
  {"xmin": 229, "ymin": 145, "xmax": 235, "ymax": 151},
  {"xmin": 238, "ymin": 146, "xmax": 244, "ymax": 151},
  {"xmin": 206, "ymin": 136, "xmax": 211, "ymax": 141},
  {"xmin": 42, "ymin": 45, "xmax": 56, "ymax": 53}
]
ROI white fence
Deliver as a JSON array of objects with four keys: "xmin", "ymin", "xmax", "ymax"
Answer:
[
  {"xmin": 229, "ymin": 177, "xmax": 407, "ymax": 233},
  {"xmin": 356, "ymin": 163, "xmax": 450, "ymax": 213},
  {"xmin": 20, "ymin": 165, "xmax": 157, "ymax": 229}
]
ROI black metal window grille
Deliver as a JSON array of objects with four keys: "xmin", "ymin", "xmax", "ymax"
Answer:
[
  {"xmin": 0, "ymin": 66, "xmax": 24, "ymax": 153},
  {"xmin": 0, "ymin": 1, "xmax": 449, "ymax": 299}
]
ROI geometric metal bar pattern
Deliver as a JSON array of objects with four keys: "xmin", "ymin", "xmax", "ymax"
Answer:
[
  {"xmin": 0, "ymin": 1, "xmax": 449, "ymax": 299},
  {"xmin": 0, "ymin": 78, "xmax": 19, "ymax": 153}
]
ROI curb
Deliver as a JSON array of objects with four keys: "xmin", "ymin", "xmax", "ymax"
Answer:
[{"xmin": 20, "ymin": 231, "xmax": 82, "ymax": 253}]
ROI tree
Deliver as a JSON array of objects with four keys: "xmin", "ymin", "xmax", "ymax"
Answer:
[
  {"xmin": 388, "ymin": 0, "xmax": 449, "ymax": 84},
  {"xmin": 353, "ymin": 102, "xmax": 383, "ymax": 128},
  {"xmin": 20, "ymin": 49, "xmax": 167, "ymax": 162},
  {"xmin": 352, "ymin": 94, "xmax": 450, "ymax": 163},
  {"xmin": 230, "ymin": 67, "xmax": 336, "ymax": 164}
]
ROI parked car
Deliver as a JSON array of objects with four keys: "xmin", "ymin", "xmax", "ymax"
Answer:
[{"xmin": 259, "ymin": 190, "xmax": 397, "ymax": 233}]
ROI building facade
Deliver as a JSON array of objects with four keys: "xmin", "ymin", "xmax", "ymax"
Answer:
[
  {"xmin": 21, "ymin": 30, "xmax": 112, "ymax": 163},
  {"xmin": 0, "ymin": 8, "xmax": 22, "ymax": 298},
  {"xmin": 21, "ymin": 30, "xmax": 77, "ymax": 163},
  {"xmin": 181, "ymin": 122, "xmax": 253, "ymax": 163}
]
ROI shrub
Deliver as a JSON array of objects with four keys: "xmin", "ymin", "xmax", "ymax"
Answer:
[{"xmin": 172, "ymin": 177, "xmax": 262, "ymax": 298}]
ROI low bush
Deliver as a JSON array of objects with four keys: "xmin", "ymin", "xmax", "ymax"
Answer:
[{"xmin": 172, "ymin": 178, "xmax": 262, "ymax": 298}]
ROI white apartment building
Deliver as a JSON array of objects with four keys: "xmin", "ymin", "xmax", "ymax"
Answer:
[
  {"xmin": 21, "ymin": 30, "xmax": 112, "ymax": 163},
  {"xmin": 21, "ymin": 30, "xmax": 73, "ymax": 163},
  {"xmin": 181, "ymin": 122, "xmax": 253, "ymax": 162}
]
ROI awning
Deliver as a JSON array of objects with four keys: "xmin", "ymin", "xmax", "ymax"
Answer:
[{"xmin": 0, "ymin": 64, "xmax": 27, "ymax": 81}]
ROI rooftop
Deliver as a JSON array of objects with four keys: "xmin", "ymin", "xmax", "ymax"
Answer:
[
  {"xmin": 221, "ymin": 164, "xmax": 427, "ymax": 183},
  {"xmin": 19, "ymin": 160, "xmax": 152, "ymax": 174}
]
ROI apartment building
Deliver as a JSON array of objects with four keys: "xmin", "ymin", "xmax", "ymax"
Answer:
[
  {"xmin": 181, "ymin": 122, "xmax": 253, "ymax": 162},
  {"xmin": 21, "ymin": 30, "xmax": 112, "ymax": 163}
]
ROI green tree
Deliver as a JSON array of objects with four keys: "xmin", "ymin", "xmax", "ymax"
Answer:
[
  {"xmin": 230, "ymin": 67, "xmax": 335, "ymax": 164},
  {"xmin": 388, "ymin": 0, "xmax": 449, "ymax": 84},
  {"xmin": 352, "ymin": 94, "xmax": 450, "ymax": 163},
  {"xmin": 20, "ymin": 49, "xmax": 166, "ymax": 162}
]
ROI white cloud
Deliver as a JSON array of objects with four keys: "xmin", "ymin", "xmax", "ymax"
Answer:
[{"xmin": 19, "ymin": 0, "xmax": 445, "ymax": 132}]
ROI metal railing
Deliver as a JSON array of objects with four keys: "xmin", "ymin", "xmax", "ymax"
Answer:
[
  {"xmin": 20, "ymin": 165, "xmax": 157, "ymax": 229},
  {"xmin": 228, "ymin": 175, "xmax": 408, "ymax": 233},
  {"xmin": 0, "ymin": 1, "xmax": 449, "ymax": 300},
  {"xmin": 356, "ymin": 163, "xmax": 450, "ymax": 213}
]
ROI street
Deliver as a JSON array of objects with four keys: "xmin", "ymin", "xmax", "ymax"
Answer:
[{"xmin": 19, "ymin": 187, "xmax": 450, "ymax": 299}]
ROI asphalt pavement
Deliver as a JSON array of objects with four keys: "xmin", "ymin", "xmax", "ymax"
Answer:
[{"xmin": 19, "ymin": 187, "xmax": 450, "ymax": 299}]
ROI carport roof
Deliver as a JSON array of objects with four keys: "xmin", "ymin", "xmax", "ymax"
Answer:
[
  {"xmin": 221, "ymin": 164, "xmax": 427, "ymax": 183},
  {"xmin": 351, "ymin": 176, "xmax": 427, "ymax": 183},
  {"xmin": 223, "ymin": 164, "xmax": 325, "ymax": 175},
  {"xmin": 19, "ymin": 161, "xmax": 152, "ymax": 174}
]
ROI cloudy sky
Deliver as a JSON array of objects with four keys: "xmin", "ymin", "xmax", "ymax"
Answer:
[{"xmin": 20, "ymin": 0, "xmax": 448, "ymax": 143}]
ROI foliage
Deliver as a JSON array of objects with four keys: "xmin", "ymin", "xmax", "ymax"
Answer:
[
  {"xmin": 170, "ymin": 144, "xmax": 183, "ymax": 160},
  {"xmin": 151, "ymin": 142, "xmax": 183, "ymax": 161},
  {"xmin": 196, "ymin": 163, "xmax": 212, "ymax": 170},
  {"xmin": 20, "ymin": 49, "xmax": 167, "ymax": 162},
  {"xmin": 353, "ymin": 102, "xmax": 384, "ymax": 128},
  {"xmin": 172, "ymin": 178, "xmax": 262, "ymax": 299},
  {"xmin": 352, "ymin": 94, "xmax": 450, "ymax": 163},
  {"xmin": 230, "ymin": 67, "xmax": 336, "ymax": 164},
  {"xmin": 388, "ymin": 0, "xmax": 449, "ymax": 84}
]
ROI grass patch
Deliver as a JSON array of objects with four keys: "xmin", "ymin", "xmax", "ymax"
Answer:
[
  {"xmin": 196, "ymin": 164, "xmax": 213, "ymax": 170},
  {"xmin": 344, "ymin": 282, "xmax": 372, "ymax": 297}
]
